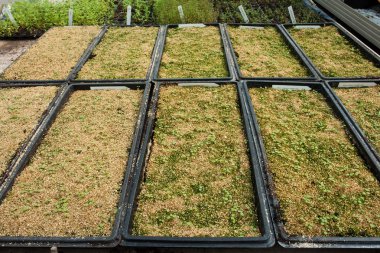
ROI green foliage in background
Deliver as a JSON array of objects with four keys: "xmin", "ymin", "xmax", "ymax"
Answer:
[{"xmin": 0, "ymin": 0, "xmax": 115, "ymax": 37}]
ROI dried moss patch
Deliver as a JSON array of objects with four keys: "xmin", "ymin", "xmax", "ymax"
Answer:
[
  {"xmin": 289, "ymin": 26, "xmax": 380, "ymax": 78},
  {"xmin": 0, "ymin": 89, "xmax": 142, "ymax": 237},
  {"xmin": 0, "ymin": 86, "xmax": 58, "ymax": 179},
  {"xmin": 228, "ymin": 27, "xmax": 309, "ymax": 77},
  {"xmin": 133, "ymin": 85, "xmax": 259, "ymax": 237},
  {"xmin": 335, "ymin": 86, "xmax": 380, "ymax": 154},
  {"xmin": 77, "ymin": 27, "xmax": 158, "ymax": 80},
  {"xmin": 159, "ymin": 27, "xmax": 228, "ymax": 78},
  {"xmin": 1, "ymin": 26, "xmax": 100, "ymax": 80},
  {"xmin": 249, "ymin": 87, "xmax": 380, "ymax": 237}
]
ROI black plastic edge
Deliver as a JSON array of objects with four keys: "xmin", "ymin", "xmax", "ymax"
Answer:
[
  {"xmin": 281, "ymin": 22, "xmax": 380, "ymax": 81},
  {"xmin": 0, "ymin": 82, "xmax": 151, "ymax": 248},
  {"xmin": 224, "ymin": 23, "xmax": 319, "ymax": 81},
  {"xmin": 152, "ymin": 24, "xmax": 234, "ymax": 82},
  {"xmin": 120, "ymin": 81, "xmax": 275, "ymax": 248},
  {"xmin": 243, "ymin": 80, "xmax": 380, "ymax": 249}
]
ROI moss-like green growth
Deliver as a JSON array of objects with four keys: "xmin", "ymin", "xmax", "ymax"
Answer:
[
  {"xmin": 228, "ymin": 26, "xmax": 309, "ymax": 77},
  {"xmin": 0, "ymin": 89, "xmax": 142, "ymax": 237},
  {"xmin": 335, "ymin": 86, "xmax": 380, "ymax": 155},
  {"xmin": 133, "ymin": 85, "xmax": 259, "ymax": 237},
  {"xmin": 289, "ymin": 26, "xmax": 380, "ymax": 78},
  {"xmin": 0, "ymin": 86, "xmax": 58, "ymax": 179},
  {"xmin": 249, "ymin": 87, "xmax": 380, "ymax": 237},
  {"xmin": 77, "ymin": 27, "xmax": 158, "ymax": 80},
  {"xmin": 159, "ymin": 27, "xmax": 229, "ymax": 78}
]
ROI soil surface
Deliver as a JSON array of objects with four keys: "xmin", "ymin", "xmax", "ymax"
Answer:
[
  {"xmin": 0, "ymin": 40, "xmax": 35, "ymax": 74},
  {"xmin": 77, "ymin": 27, "xmax": 158, "ymax": 80},
  {"xmin": 0, "ymin": 86, "xmax": 58, "ymax": 180},
  {"xmin": 133, "ymin": 85, "xmax": 259, "ymax": 237},
  {"xmin": 249, "ymin": 87, "xmax": 380, "ymax": 237},
  {"xmin": 228, "ymin": 26, "xmax": 309, "ymax": 77},
  {"xmin": 289, "ymin": 26, "xmax": 380, "ymax": 78},
  {"xmin": 159, "ymin": 27, "xmax": 228, "ymax": 78},
  {"xmin": 1, "ymin": 26, "xmax": 100, "ymax": 80},
  {"xmin": 335, "ymin": 86, "xmax": 380, "ymax": 155},
  {"xmin": 0, "ymin": 89, "xmax": 142, "ymax": 237}
]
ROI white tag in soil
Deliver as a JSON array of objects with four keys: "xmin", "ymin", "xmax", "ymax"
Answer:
[
  {"xmin": 294, "ymin": 25, "xmax": 321, "ymax": 29},
  {"xmin": 178, "ymin": 5, "xmax": 185, "ymax": 23},
  {"xmin": 178, "ymin": 24, "xmax": 206, "ymax": 28},
  {"xmin": 68, "ymin": 8, "xmax": 73, "ymax": 26},
  {"xmin": 126, "ymin": 5, "xmax": 132, "ymax": 26},
  {"xmin": 90, "ymin": 86, "xmax": 130, "ymax": 90},
  {"xmin": 3, "ymin": 6, "xmax": 17, "ymax": 25},
  {"xmin": 238, "ymin": 5, "xmax": 249, "ymax": 23},
  {"xmin": 272, "ymin": 85, "xmax": 311, "ymax": 91},
  {"xmin": 178, "ymin": 83, "xmax": 219, "ymax": 87},
  {"xmin": 338, "ymin": 82, "xmax": 377, "ymax": 88},
  {"xmin": 288, "ymin": 6, "xmax": 297, "ymax": 24},
  {"xmin": 239, "ymin": 26, "xmax": 264, "ymax": 29}
]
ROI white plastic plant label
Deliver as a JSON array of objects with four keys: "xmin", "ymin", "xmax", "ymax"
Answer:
[
  {"xmin": 238, "ymin": 5, "xmax": 249, "ymax": 23},
  {"xmin": 126, "ymin": 5, "xmax": 132, "ymax": 26},
  {"xmin": 178, "ymin": 5, "xmax": 185, "ymax": 23},
  {"xmin": 178, "ymin": 83, "xmax": 219, "ymax": 87},
  {"xmin": 288, "ymin": 5, "xmax": 297, "ymax": 24},
  {"xmin": 68, "ymin": 8, "xmax": 73, "ymax": 26},
  {"xmin": 338, "ymin": 82, "xmax": 377, "ymax": 88},
  {"xmin": 272, "ymin": 85, "xmax": 311, "ymax": 91},
  {"xmin": 90, "ymin": 86, "xmax": 130, "ymax": 90},
  {"xmin": 239, "ymin": 26, "xmax": 264, "ymax": 29},
  {"xmin": 3, "ymin": 6, "xmax": 17, "ymax": 25}
]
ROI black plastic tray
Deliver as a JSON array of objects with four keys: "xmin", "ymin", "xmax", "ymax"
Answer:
[
  {"xmin": 326, "ymin": 81, "xmax": 380, "ymax": 163},
  {"xmin": 0, "ymin": 82, "xmax": 151, "ymax": 247},
  {"xmin": 0, "ymin": 26, "xmax": 107, "ymax": 85},
  {"xmin": 121, "ymin": 81, "xmax": 274, "ymax": 248},
  {"xmin": 0, "ymin": 83, "xmax": 64, "ymax": 187},
  {"xmin": 242, "ymin": 80, "xmax": 380, "ymax": 248},
  {"xmin": 280, "ymin": 22, "xmax": 380, "ymax": 82},
  {"xmin": 224, "ymin": 23, "xmax": 319, "ymax": 81},
  {"xmin": 71, "ymin": 25, "xmax": 164, "ymax": 83},
  {"xmin": 152, "ymin": 24, "xmax": 235, "ymax": 82}
]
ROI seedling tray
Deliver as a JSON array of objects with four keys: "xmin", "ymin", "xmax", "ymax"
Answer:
[
  {"xmin": 281, "ymin": 22, "xmax": 380, "ymax": 82},
  {"xmin": 121, "ymin": 81, "xmax": 274, "ymax": 248},
  {"xmin": 326, "ymin": 81, "xmax": 380, "ymax": 163},
  {"xmin": 152, "ymin": 24, "xmax": 234, "ymax": 82},
  {"xmin": 0, "ymin": 82, "xmax": 151, "ymax": 247},
  {"xmin": 243, "ymin": 81, "xmax": 380, "ymax": 248},
  {"xmin": 224, "ymin": 23, "xmax": 319, "ymax": 81},
  {"xmin": 0, "ymin": 27, "xmax": 106, "ymax": 85},
  {"xmin": 71, "ymin": 25, "xmax": 163, "ymax": 83},
  {"xmin": 0, "ymin": 83, "xmax": 64, "ymax": 187}
]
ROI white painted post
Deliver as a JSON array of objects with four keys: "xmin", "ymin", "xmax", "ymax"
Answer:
[
  {"xmin": 126, "ymin": 5, "xmax": 132, "ymax": 25},
  {"xmin": 178, "ymin": 5, "xmax": 185, "ymax": 23},
  {"xmin": 238, "ymin": 5, "xmax": 249, "ymax": 23},
  {"xmin": 288, "ymin": 6, "xmax": 297, "ymax": 24}
]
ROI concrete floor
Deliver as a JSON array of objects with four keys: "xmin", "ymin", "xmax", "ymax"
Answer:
[{"xmin": 0, "ymin": 40, "xmax": 35, "ymax": 74}]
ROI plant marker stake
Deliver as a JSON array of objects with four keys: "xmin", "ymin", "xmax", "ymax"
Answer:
[
  {"xmin": 3, "ymin": 6, "xmax": 17, "ymax": 25},
  {"xmin": 178, "ymin": 5, "xmax": 185, "ymax": 23},
  {"xmin": 238, "ymin": 5, "xmax": 249, "ymax": 23},
  {"xmin": 68, "ymin": 8, "xmax": 73, "ymax": 26},
  {"xmin": 126, "ymin": 5, "xmax": 132, "ymax": 26},
  {"xmin": 338, "ymin": 82, "xmax": 377, "ymax": 88},
  {"xmin": 288, "ymin": 6, "xmax": 297, "ymax": 24}
]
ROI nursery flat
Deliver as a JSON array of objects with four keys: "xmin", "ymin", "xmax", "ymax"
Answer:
[
  {"xmin": 133, "ymin": 85, "xmax": 259, "ymax": 237},
  {"xmin": 1, "ymin": 26, "xmax": 100, "ymax": 80},
  {"xmin": 77, "ymin": 27, "xmax": 158, "ymax": 80},
  {"xmin": 334, "ymin": 86, "xmax": 380, "ymax": 154},
  {"xmin": 228, "ymin": 26, "xmax": 309, "ymax": 77},
  {"xmin": 249, "ymin": 87, "xmax": 380, "ymax": 237},
  {"xmin": 0, "ymin": 86, "xmax": 58, "ymax": 179},
  {"xmin": 0, "ymin": 89, "xmax": 142, "ymax": 236},
  {"xmin": 159, "ymin": 27, "xmax": 228, "ymax": 78},
  {"xmin": 289, "ymin": 26, "xmax": 380, "ymax": 78}
]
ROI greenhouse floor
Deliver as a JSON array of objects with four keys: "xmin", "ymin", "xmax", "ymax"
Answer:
[{"xmin": 0, "ymin": 39, "xmax": 34, "ymax": 73}]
